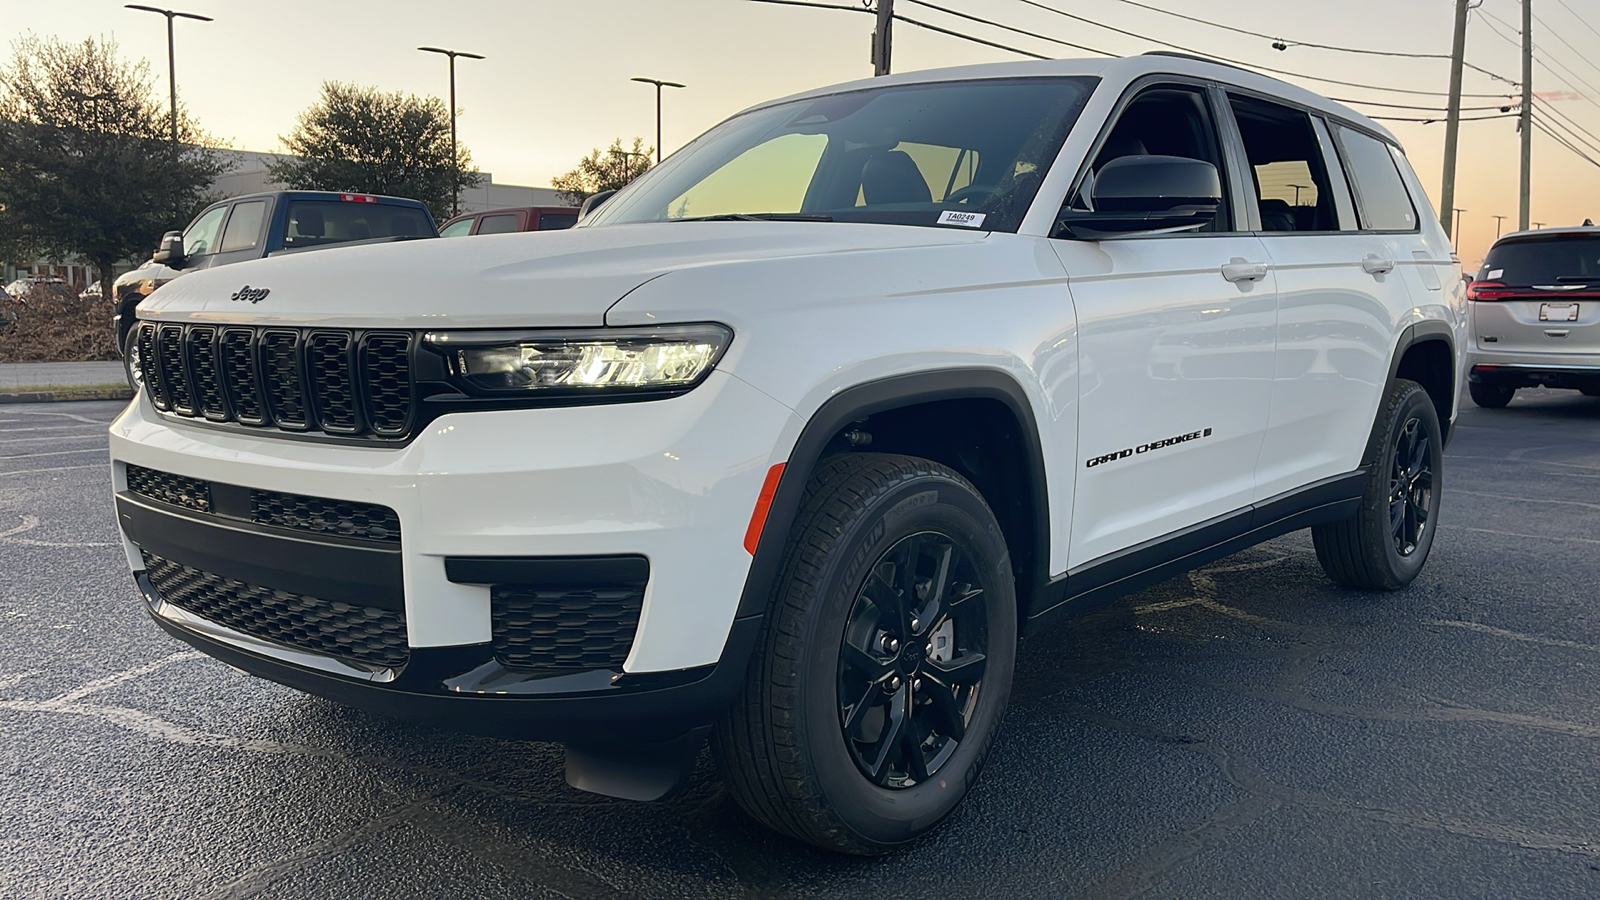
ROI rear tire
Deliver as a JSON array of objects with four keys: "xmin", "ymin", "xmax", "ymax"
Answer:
[
  {"xmin": 1469, "ymin": 381, "xmax": 1514, "ymax": 408},
  {"xmin": 714, "ymin": 453, "xmax": 1017, "ymax": 855},
  {"xmin": 1313, "ymin": 379, "xmax": 1443, "ymax": 590}
]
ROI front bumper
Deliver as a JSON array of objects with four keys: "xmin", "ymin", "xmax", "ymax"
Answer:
[{"xmin": 109, "ymin": 369, "xmax": 799, "ymax": 738}]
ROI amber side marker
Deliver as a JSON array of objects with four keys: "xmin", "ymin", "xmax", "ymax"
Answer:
[{"xmin": 742, "ymin": 463, "xmax": 787, "ymax": 555}]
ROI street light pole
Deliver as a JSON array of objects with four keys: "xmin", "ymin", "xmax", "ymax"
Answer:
[
  {"xmin": 418, "ymin": 46, "xmax": 486, "ymax": 217},
  {"xmin": 124, "ymin": 5, "xmax": 212, "ymax": 143},
  {"xmin": 1493, "ymin": 214, "xmax": 1507, "ymax": 238},
  {"xmin": 630, "ymin": 77, "xmax": 685, "ymax": 163},
  {"xmin": 1287, "ymin": 183, "xmax": 1309, "ymax": 206},
  {"xmin": 1452, "ymin": 208, "xmax": 1467, "ymax": 250}
]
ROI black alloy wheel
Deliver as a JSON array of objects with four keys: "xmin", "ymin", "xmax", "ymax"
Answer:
[
  {"xmin": 1389, "ymin": 416, "xmax": 1433, "ymax": 557},
  {"xmin": 837, "ymin": 531, "xmax": 988, "ymax": 789},
  {"xmin": 714, "ymin": 452, "xmax": 1017, "ymax": 855},
  {"xmin": 1313, "ymin": 378, "xmax": 1444, "ymax": 590}
]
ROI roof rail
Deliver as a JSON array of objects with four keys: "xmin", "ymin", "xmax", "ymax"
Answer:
[{"xmin": 1140, "ymin": 51, "xmax": 1261, "ymax": 78}]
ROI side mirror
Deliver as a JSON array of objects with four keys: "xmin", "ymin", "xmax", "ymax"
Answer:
[
  {"xmin": 151, "ymin": 231, "xmax": 187, "ymax": 269},
  {"xmin": 578, "ymin": 190, "xmax": 617, "ymax": 221},
  {"xmin": 1056, "ymin": 155, "xmax": 1222, "ymax": 240}
]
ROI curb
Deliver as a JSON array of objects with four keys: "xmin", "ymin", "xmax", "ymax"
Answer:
[{"xmin": 0, "ymin": 387, "xmax": 135, "ymax": 404}]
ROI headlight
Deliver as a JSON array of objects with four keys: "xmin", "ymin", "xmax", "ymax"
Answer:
[
  {"xmin": 124, "ymin": 325, "xmax": 144, "ymax": 391},
  {"xmin": 424, "ymin": 324, "xmax": 733, "ymax": 395}
]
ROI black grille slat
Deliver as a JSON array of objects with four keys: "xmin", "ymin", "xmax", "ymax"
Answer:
[
  {"xmin": 361, "ymin": 333, "xmax": 414, "ymax": 436},
  {"xmin": 219, "ymin": 328, "xmax": 267, "ymax": 426},
  {"xmin": 138, "ymin": 323, "xmax": 415, "ymax": 440},
  {"xmin": 137, "ymin": 323, "xmax": 168, "ymax": 411},
  {"xmin": 260, "ymin": 330, "xmax": 309, "ymax": 429},
  {"xmin": 250, "ymin": 489, "xmax": 401, "ymax": 544},
  {"xmin": 491, "ymin": 588, "xmax": 643, "ymax": 672},
  {"xmin": 186, "ymin": 326, "xmax": 229, "ymax": 421},
  {"xmin": 143, "ymin": 551, "xmax": 408, "ymax": 669},
  {"xmin": 308, "ymin": 332, "xmax": 361, "ymax": 433},
  {"xmin": 157, "ymin": 324, "xmax": 195, "ymax": 416},
  {"xmin": 125, "ymin": 464, "xmax": 210, "ymax": 512}
]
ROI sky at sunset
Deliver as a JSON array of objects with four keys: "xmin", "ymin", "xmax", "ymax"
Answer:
[{"xmin": 9, "ymin": 0, "xmax": 1599, "ymax": 267}]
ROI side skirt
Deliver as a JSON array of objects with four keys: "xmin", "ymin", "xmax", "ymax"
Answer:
[{"xmin": 1022, "ymin": 470, "xmax": 1365, "ymax": 634}]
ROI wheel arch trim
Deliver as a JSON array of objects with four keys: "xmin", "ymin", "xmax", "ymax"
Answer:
[
  {"xmin": 733, "ymin": 368, "xmax": 1052, "ymax": 620},
  {"xmin": 1388, "ymin": 319, "xmax": 1457, "ymax": 442}
]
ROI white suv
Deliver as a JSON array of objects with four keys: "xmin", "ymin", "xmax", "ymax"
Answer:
[{"xmin": 109, "ymin": 54, "xmax": 1463, "ymax": 854}]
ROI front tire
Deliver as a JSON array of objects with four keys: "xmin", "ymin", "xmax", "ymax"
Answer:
[
  {"xmin": 714, "ymin": 453, "xmax": 1017, "ymax": 855},
  {"xmin": 1313, "ymin": 379, "xmax": 1443, "ymax": 590},
  {"xmin": 1469, "ymin": 380, "xmax": 1515, "ymax": 408}
]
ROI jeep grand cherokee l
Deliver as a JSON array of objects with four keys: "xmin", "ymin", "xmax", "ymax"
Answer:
[{"xmin": 108, "ymin": 54, "xmax": 1462, "ymax": 854}]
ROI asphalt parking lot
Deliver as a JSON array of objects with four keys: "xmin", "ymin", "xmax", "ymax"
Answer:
[{"xmin": 2, "ymin": 390, "xmax": 1598, "ymax": 899}]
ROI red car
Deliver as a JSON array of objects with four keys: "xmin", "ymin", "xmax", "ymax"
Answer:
[{"xmin": 438, "ymin": 206, "xmax": 580, "ymax": 237}]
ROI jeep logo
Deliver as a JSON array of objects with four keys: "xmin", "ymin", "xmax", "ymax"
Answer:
[{"xmin": 230, "ymin": 285, "xmax": 270, "ymax": 304}]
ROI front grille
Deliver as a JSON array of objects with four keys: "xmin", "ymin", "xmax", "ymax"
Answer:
[
  {"xmin": 125, "ymin": 464, "xmax": 210, "ymax": 512},
  {"xmin": 136, "ymin": 322, "xmax": 415, "ymax": 440},
  {"xmin": 143, "ymin": 551, "xmax": 409, "ymax": 669},
  {"xmin": 250, "ymin": 489, "xmax": 401, "ymax": 543},
  {"xmin": 491, "ymin": 587, "xmax": 643, "ymax": 672}
]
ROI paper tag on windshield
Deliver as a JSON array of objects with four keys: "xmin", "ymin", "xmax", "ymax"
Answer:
[
  {"xmin": 1487, "ymin": 268, "xmax": 1504, "ymax": 280},
  {"xmin": 938, "ymin": 210, "xmax": 986, "ymax": 228}
]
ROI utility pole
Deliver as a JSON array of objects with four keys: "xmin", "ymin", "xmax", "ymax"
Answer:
[
  {"xmin": 124, "ymin": 5, "xmax": 213, "ymax": 143},
  {"xmin": 1452, "ymin": 208, "xmax": 1467, "ymax": 250},
  {"xmin": 630, "ymin": 77, "xmax": 685, "ymax": 163},
  {"xmin": 872, "ymin": 0, "xmax": 895, "ymax": 76},
  {"xmin": 1518, "ymin": 0, "xmax": 1533, "ymax": 230},
  {"xmin": 1439, "ymin": 0, "xmax": 1471, "ymax": 238},
  {"xmin": 1493, "ymin": 214, "xmax": 1507, "ymax": 237},
  {"xmin": 418, "ymin": 46, "xmax": 486, "ymax": 217}
]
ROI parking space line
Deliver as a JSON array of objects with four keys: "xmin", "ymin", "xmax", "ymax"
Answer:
[
  {"xmin": 0, "ymin": 464, "xmax": 103, "ymax": 477},
  {"xmin": 45, "ymin": 652, "xmax": 205, "ymax": 705},
  {"xmin": 1427, "ymin": 620, "xmax": 1600, "ymax": 654},
  {"xmin": 0, "ymin": 448, "xmax": 107, "ymax": 461}
]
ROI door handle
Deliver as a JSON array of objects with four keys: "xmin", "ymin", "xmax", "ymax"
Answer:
[
  {"xmin": 1221, "ymin": 259, "xmax": 1269, "ymax": 283},
  {"xmin": 1362, "ymin": 255, "xmax": 1396, "ymax": 275}
]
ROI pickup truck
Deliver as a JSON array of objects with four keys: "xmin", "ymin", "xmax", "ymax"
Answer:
[
  {"xmin": 437, "ymin": 206, "xmax": 580, "ymax": 237},
  {"xmin": 111, "ymin": 190, "xmax": 437, "ymax": 354}
]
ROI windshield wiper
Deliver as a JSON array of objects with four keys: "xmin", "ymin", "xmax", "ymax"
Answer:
[{"xmin": 672, "ymin": 213, "xmax": 834, "ymax": 222}]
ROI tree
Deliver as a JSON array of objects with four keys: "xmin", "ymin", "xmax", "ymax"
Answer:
[
  {"xmin": 0, "ymin": 35, "xmax": 226, "ymax": 301},
  {"xmin": 269, "ymin": 82, "xmax": 480, "ymax": 222},
  {"xmin": 552, "ymin": 137, "xmax": 653, "ymax": 205}
]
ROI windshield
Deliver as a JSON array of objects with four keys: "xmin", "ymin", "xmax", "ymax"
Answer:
[
  {"xmin": 586, "ymin": 77, "xmax": 1097, "ymax": 233},
  {"xmin": 284, "ymin": 201, "xmax": 435, "ymax": 248},
  {"xmin": 1481, "ymin": 234, "xmax": 1600, "ymax": 284}
]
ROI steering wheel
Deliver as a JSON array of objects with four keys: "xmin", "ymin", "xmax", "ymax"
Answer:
[{"xmin": 944, "ymin": 184, "xmax": 996, "ymax": 206}]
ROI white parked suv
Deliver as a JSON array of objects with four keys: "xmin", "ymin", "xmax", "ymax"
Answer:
[{"xmin": 109, "ymin": 54, "xmax": 1463, "ymax": 854}]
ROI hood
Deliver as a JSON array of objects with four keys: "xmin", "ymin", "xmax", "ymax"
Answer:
[{"xmin": 135, "ymin": 222, "xmax": 988, "ymax": 329}]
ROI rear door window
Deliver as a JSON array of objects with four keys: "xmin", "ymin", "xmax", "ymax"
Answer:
[
  {"xmin": 1481, "ymin": 235, "xmax": 1600, "ymax": 285},
  {"xmin": 476, "ymin": 214, "xmax": 519, "ymax": 235},
  {"xmin": 1334, "ymin": 126, "xmax": 1419, "ymax": 232},
  {"xmin": 439, "ymin": 218, "xmax": 474, "ymax": 237},
  {"xmin": 218, "ymin": 200, "xmax": 267, "ymax": 252},
  {"xmin": 1228, "ymin": 95, "xmax": 1339, "ymax": 232}
]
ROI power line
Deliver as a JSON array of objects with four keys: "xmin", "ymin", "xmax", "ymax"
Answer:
[
  {"xmin": 1369, "ymin": 112, "xmax": 1518, "ymax": 123},
  {"xmin": 1530, "ymin": 10, "xmax": 1600, "ymax": 83},
  {"xmin": 988, "ymin": 0, "xmax": 1516, "ymax": 98},
  {"xmin": 1532, "ymin": 106, "xmax": 1600, "ymax": 159},
  {"xmin": 1328, "ymin": 97, "xmax": 1511, "ymax": 112},
  {"xmin": 892, "ymin": 11, "xmax": 1051, "ymax": 59},
  {"xmin": 1536, "ymin": 96, "xmax": 1600, "ymax": 153},
  {"xmin": 1476, "ymin": 6, "xmax": 1600, "ymax": 112},
  {"xmin": 1094, "ymin": 0, "xmax": 1515, "ymax": 84},
  {"xmin": 1551, "ymin": 0, "xmax": 1600, "ymax": 45},
  {"xmin": 899, "ymin": 0, "xmax": 1113, "ymax": 56},
  {"xmin": 1533, "ymin": 118, "xmax": 1600, "ymax": 170}
]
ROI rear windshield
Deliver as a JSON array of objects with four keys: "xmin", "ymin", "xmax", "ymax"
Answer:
[
  {"xmin": 284, "ymin": 201, "xmax": 434, "ymax": 248},
  {"xmin": 585, "ymin": 77, "xmax": 1098, "ymax": 233},
  {"xmin": 1480, "ymin": 235, "xmax": 1600, "ymax": 284}
]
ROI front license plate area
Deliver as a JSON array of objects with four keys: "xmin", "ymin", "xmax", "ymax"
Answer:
[{"xmin": 1539, "ymin": 302, "xmax": 1578, "ymax": 322}]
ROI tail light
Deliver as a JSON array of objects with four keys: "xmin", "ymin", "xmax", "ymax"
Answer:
[{"xmin": 1467, "ymin": 281, "xmax": 1513, "ymax": 301}]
